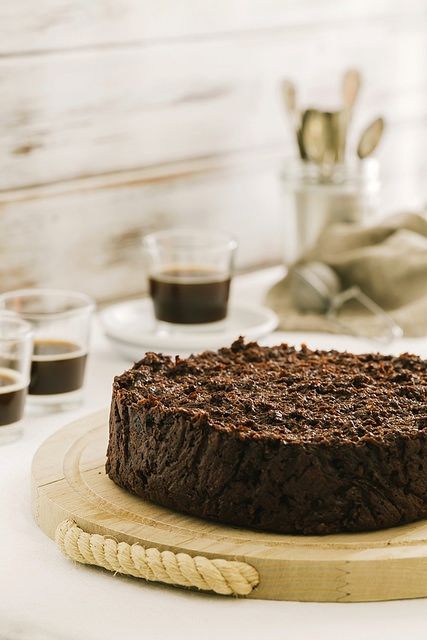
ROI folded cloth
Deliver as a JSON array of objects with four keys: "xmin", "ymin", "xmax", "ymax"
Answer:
[{"xmin": 266, "ymin": 212, "xmax": 427, "ymax": 337}]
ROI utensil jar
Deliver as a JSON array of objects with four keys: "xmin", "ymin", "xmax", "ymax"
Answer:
[{"xmin": 281, "ymin": 159, "xmax": 380, "ymax": 265}]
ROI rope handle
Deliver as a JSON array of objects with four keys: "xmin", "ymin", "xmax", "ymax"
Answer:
[{"xmin": 55, "ymin": 519, "xmax": 259, "ymax": 596}]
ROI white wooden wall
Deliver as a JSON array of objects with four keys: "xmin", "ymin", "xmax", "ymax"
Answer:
[{"xmin": 1, "ymin": 1, "xmax": 426, "ymax": 301}]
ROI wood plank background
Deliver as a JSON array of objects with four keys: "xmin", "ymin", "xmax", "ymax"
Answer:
[{"xmin": 1, "ymin": 1, "xmax": 426, "ymax": 302}]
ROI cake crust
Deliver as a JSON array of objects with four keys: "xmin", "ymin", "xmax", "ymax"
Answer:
[{"xmin": 106, "ymin": 339, "xmax": 427, "ymax": 535}]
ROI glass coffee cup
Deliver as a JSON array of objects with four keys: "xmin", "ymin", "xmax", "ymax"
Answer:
[
  {"xmin": 0, "ymin": 289, "xmax": 95, "ymax": 412},
  {"xmin": 0, "ymin": 312, "xmax": 33, "ymax": 444},
  {"xmin": 142, "ymin": 230, "xmax": 237, "ymax": 331}
]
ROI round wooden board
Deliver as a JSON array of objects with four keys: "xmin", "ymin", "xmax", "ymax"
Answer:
[{"xmin": 32, "ymin": 410, "xmax": 427, "ymax": 602}]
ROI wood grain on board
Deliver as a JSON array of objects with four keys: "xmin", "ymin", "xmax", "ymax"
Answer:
[
  {"xmin": 1, "ymin": 2, "xmax": 426, "ymax": 301},
  {"xmin": 32, "ymin": 410, "xmax": 427, "ymax": 602}
]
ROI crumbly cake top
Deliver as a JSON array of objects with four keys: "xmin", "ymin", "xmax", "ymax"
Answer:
[{"xmin": 113, "ymin": 338, "xmax": 427, "ymax": 444}]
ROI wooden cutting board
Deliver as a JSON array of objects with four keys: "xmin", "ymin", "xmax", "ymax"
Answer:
[{"xmin": 32, "ymin": 410, "xmax": 427, "ymax": 602}]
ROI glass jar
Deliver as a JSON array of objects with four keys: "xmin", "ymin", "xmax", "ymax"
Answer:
[{"xmin": 280, "ymin": 158, "xmax": 381, "ymax": 265}]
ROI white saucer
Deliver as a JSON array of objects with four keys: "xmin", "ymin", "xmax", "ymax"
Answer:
[{"xmin": 99, "ymin": 299, "xmax": 278, "ymax": 359}]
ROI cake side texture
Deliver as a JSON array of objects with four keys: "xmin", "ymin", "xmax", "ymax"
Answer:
[{"xmin": 106, "ymin": 339, "xmax": 427, "ymax": 535}]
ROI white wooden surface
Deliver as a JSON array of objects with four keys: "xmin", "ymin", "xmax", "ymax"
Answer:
[
  {"xmin": 0, "ymin": 159, "xmax": 284, "ymax": 299},
  {"xmin": 1, "ymin": 1, "xmax": 425, "ymax": 54},
  {"xmin": 2, "ymin": 270, "xmax": 427, "ymax": 639},
  {"xmin": 0, "ymin": 1, "xmax": 426, "ymax": 301}
]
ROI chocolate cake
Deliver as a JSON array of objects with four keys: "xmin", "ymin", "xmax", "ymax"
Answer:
[{"xmin": 106, "ymin": 339, "xmax": 427, "ymax": 535}]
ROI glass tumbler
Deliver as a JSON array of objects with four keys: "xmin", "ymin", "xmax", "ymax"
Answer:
[
  {"xmin": 0, "ymin": 312, "xmax": 33, "ymax": 444},
  {"xmin": 0, "ymin": 289, "xmax": 95, "ymax": 413},
  {"xmin": 142, "ymin": 229, "xmax": 237, "ymax": 332}
]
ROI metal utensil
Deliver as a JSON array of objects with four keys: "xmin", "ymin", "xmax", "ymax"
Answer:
[
  {"xmin": 301, "ymin": 109, "xmax": 327, "ymax": 164},
  {"xmin": 327, "ymin": 285, "xmax": 403, "ymax": 342},
  {"xmin": 291, "ymin": 262, "xmax": 342, "ymax": 314},
  {"xmin": 357, "ymin": 117, "xmax": 385, "ymax": 159},
  {"xmin": 332, "ymin": 109, "xmax": 347, "ymax": 163},
  {"xmin": 291, "ymin": 261, "xmax": 403, "ymax": 342},
  {"xmin": 302, "ymin": 110, "xmax": 341, "ymax": 178}
]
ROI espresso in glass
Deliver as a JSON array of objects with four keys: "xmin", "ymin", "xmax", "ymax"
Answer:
[
  {"xmin": 0, "ymin": 369, "xmax": 27, "ymax": 426},
  {"xmin": 149, "ymin": 267, "xmax": 231, "ymax": 324},
  {"xmin": 143, "ymin": 230, "xmax": 236, "ymax": 328},
  {"xmin": 0, "ymin": 289, "xmax": 94, "ymax": 413},
  {"xmin": 30, "ymin": 339, "xmax": 87, "ymax": 395},
  {"xmin": 0, "ymin": 313, "xmax": 32, "ymax": 444}
]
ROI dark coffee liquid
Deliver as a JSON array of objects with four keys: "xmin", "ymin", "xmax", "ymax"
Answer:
[
  {"xmin": 149, "ymin": 267, "xmax": 231, "ymax": 324},
  {"xmin": 30, "ymin": 339, "xmax": 87, "ymax": 396},
  {"xmin": 0, "ymin": 370, "xmax": 27, "ymax": 426}
]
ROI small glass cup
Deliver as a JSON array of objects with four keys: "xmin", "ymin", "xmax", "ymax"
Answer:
[
  {"xmin": 0, "ymin": 289, "xmax": 95, "ymax": 413},
  {"xmin": 0, "ymin": 312, "xmax": 33, "ymax": 444},
  {"xmin": 142, "ymin": 229, "xmax": 237, "ymax": 333}
]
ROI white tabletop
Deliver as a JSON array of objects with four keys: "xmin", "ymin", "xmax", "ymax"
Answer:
[{"xmin": 1, "ymin": 271, "xmax": 427, "ymax": 640}]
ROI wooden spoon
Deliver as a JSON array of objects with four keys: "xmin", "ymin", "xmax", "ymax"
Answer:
[
  {"xmin": 342, "ymin": 69, "xmax": 361, "ymax": 112},
  {"xmin": 339, "ymin": 69, "xmax": 362, "ymax": 160},
  {"xmin": 282, "ymin": 79, "xmax": 306, "ymax": 159},
  {"xmin": 357, "ymin": 117, "xmax": 385, "ymax": 159}
]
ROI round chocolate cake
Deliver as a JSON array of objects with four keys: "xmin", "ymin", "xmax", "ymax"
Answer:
[{"xmin": 106, "ymin": 339, "xmax": 427, "ymax": 535}]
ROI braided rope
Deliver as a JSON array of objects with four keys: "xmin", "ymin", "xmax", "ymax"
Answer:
[{"xmin": 55, "ymin": 519, "xmax": 259, "ymax": 596}]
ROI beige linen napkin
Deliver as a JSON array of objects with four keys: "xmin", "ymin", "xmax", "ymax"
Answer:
[{"xmin": 267, "ymin": 212, "xmax": 427, "ymax": 337}]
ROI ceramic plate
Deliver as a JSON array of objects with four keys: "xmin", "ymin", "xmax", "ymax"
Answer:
[{"xmin": 99, "ymin": 298, "xmax": 278, "ymax": 358}]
